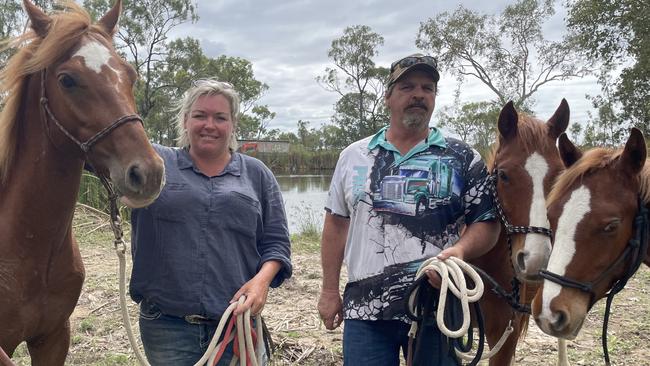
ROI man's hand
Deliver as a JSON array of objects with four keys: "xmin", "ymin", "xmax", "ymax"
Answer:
[
  {"xmin": 425, "ymin": 245, "xmax": 466, "ymax": 288},
  {"xmin": 318, "ymin": 288, "xmax": 344, "ymax": 330}
]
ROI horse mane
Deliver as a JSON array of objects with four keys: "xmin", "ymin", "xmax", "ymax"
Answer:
[
  {"xmin": 547, "ymin": 147, "xmax": 650, "ymax": 206},
  {"xmin": 0, "ymin": 1, "xmax": 111, "ymax": 183},
  {"xmin": 486, "ymin": 113, "xmax": 556, "ymax": 170}
]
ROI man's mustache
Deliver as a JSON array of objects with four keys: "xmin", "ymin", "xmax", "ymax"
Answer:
[{"xmin": 406, "ymin": 102, "xmax": 427, "ymax": 110}]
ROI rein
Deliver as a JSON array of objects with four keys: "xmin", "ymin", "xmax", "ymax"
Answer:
[
  {"xmin": 539, "ymin": 197, "xmax": 649, "ymax": 365},
  {"xmin": 39, "ymin": 69, "xmax": 143, "ymax": 153}
]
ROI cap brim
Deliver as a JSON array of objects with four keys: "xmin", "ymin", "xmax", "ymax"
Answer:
[{"xmin": 390, "ymin": 63, "xmax": 440, "ymax": 86}]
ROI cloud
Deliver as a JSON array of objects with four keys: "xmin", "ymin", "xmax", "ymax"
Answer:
[{"xmin": 169, "ymin": 0, "xmax": 598, "ymax": 133}]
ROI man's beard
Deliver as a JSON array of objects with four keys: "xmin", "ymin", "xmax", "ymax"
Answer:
[{"xmin": 402, "ymin": 112, "xmax": 428, "ymax": 129}]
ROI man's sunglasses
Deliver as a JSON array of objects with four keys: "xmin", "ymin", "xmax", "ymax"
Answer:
[{"xmin": 390, "ymin": 55, "xmax": 438, "ymax": 73}]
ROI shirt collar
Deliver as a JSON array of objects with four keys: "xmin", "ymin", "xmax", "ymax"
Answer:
[
  {"xmin": 367, "ymin": 126, "xmax": 447, "ymax": 151},
  {"xmin": 177, "ymin": 148, "xmax": 241, "ymax": 177}
]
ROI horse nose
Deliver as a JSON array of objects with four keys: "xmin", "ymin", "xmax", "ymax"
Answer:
[
  {"xmin": 125, "ymin": 163, "xmax": 146, "ymax": 193},
  {"xmin": 516, "ymin": 250, "xmax": 529, "ymax": 273},
  {"xmin": 548, "ymin": 309, "xmax": 570, "ymax": 334}
]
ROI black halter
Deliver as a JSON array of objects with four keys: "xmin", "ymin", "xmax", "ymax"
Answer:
[
  {"xmin": 475, "ymin": 168, "xmax": 555, "ymax": 314},
  {"xmin": 39, "ymin": 68, "xmax": 143, "ymax": 154},
  {"xmin": 488, "ymin": 168, "xmax": 553, "ymax": 239},
  {"xmin": 539, "ymin": 196, "xmax": 649, "ymax": 365}
]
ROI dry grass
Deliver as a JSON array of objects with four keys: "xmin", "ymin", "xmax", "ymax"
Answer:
[{"xmin": 9, "ymin": 206, "xmax": 650, "ymax": 365}]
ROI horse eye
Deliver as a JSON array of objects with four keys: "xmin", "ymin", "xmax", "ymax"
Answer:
[
  {"xmin": 498, "ymin": 169, "xmax": 509, "ymax": 182},
  {"xmin": 603, "ymin": 220, "xmax": 620, "ymax": 233},
  {"xmin": 58, "ymin": 74, "xmax": 76, "ymax": 89}
]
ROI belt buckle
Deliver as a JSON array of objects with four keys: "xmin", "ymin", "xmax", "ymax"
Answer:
[{"xmin": 184, "ymin": 314, "xmax": 209, "ymax": 325}]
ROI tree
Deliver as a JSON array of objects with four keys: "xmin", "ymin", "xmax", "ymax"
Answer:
[
  {"xmin": 566, "ymin": 0, "xmax": 649, "ymax": 135},
  {"xmin": 147, "ymin": 38, "xmax": 273, "ymax": 144},
  {"xmin": 437, "ymin": 98, "xmax": 499, "ymax": 157},
  {"xmin": 416, "ymin": 0, "xmax": 590, "ymax": 109},
  {"xmin": 83, "ymin": 0, "xmax": 198, "ymax": 122},
  {"xmin": 317, "ymin": 25, "xmax": 389, "ymax": 145},
  {"xmin": 1, "ymin": 0, "xmax": 55, "ymax": 68}
]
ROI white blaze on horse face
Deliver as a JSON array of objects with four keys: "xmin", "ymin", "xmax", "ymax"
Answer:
[
  {"xmin": 540, "ymin": 186, "xmax": 591, "ymax": 321},
  {"xmin": 73, "ymin": 41, "xmax": 123, "ymax": 84},
  {"xmin": 522, "ymin": 152, "xmax": 551, "ymax": 260}
]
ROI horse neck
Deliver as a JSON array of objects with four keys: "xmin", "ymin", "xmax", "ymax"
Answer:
[{"xmin": 0, "ymin": 74, "xmax": 84, "ymax": 242}]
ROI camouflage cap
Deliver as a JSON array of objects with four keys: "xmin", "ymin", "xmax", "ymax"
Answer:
[{"xmin": 388, "ymin": 53, "xmax": 440, "ymax": 87}]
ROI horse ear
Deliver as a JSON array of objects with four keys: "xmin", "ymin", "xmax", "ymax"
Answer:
[
  {"xmin": 98, "ymin": 0, "xmax": 122, "ymax": 36},
  {"xmin": 558, "ymin": 133, "xmax": 581, "ymax": 167},
  {"xmin": 23, "ymin": 0, "xmax": 52, "ymax": 38},
  {"xmin": 547, "ymin": 98, "xmax": 570, "ymax": 140},
  {"xmin": 498, "ymin": 101, "xmax": 518, "ymax": 141},
  {"xmin": 619, "ymin": 128, "xmax": 647, "ymax": 176}
]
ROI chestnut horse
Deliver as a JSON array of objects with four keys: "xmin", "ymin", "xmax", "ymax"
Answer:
[
  {"xmin": 470, "ymin": 99, "xmax": 569, "ymax": 365},
  {"xmin": 533, "ymin": 128, "xmax": 650, "ymax": 346},
  {"xmin": 0, "ymin": 1, "xmax": 164, "ymax": 364}
]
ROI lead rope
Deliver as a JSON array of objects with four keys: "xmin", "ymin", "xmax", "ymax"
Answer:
[
  {"xmin": 100, "ymin": 177, "xmax": 263, "ymax": 366},
  {"xmin": 406, "ymin": 256, "xmax": 513, "ymax": 364},
  {"xmin": 0, "ymin": 347, "xmax": 15, "ymax": 366}
]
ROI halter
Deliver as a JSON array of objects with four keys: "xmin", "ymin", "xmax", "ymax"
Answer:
[
  {"xmin": 488, "ymin": 168, "xmax": 554, "ymax": 239},
  {"xmin": 539, "ymin": 196, "xmax": 649, "ymax": 365},
  {"xmin": 39, "ymin": 68, "xmax": 143, "ymax": 154},
  {"xmin": 480, "ymin": 168, "xmax": 554, "ymax": 314}
]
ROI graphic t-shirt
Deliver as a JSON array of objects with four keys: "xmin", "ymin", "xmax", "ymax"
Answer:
[{"xmin": 325, "ymin": 127, "xmax": 495, "ymax": 321}]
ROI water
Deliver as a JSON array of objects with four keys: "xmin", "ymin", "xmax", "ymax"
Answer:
[{"xmin": 276, "ymin": 174, "xmax": 332, "ymax": 234}]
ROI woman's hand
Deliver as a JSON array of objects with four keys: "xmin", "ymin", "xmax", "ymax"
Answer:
[
  {"xmin": 230, "ymin": 260, "xmax": 281, "ymax": 316},
  {"xmin": 230, "ymin": 276, "xmax": 270, "ymax": 316}
]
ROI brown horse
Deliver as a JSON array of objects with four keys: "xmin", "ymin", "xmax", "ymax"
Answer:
[
  {"xmin": 533, "ymin": 128, "xmax": 650, "ymax": 340},
  {"xmin": 470, "ymin": 99, "xmax": 569, "ymax": 365},
  {"xmin": 0, "ymin": 1, "xmax": 164, "ymax": 364}
]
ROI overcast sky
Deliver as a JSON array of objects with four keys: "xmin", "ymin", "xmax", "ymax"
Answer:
[{"xmin": 170, "ymin": 0, "xmax": 600, "ymax": 134}]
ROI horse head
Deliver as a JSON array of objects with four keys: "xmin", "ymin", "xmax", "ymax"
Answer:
[
  {"xmin": 532, "ymin": 128, "xmax": 648, "ymax": 339},
  {"xmin": 23, "ymin": 0, "xmax": 164, "ymax": 207},
  {"xmin": 491, "ymin": 99, "xmax": 569, "ymax": 282}
]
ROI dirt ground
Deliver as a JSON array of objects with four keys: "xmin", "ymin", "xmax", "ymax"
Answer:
[{"xmin": 9, "ymin": 206, "xmax": 650, "ymax": 365}]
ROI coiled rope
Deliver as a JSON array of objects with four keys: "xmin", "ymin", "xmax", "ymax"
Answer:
[{"xmin": 406, "ymin": 256, "xmax": 513, "ymax": 364}]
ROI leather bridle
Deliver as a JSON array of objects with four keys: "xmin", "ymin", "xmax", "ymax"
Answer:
[
  {"xmin": 479, "ymin": 168, "xmax": 554, "ymax": 314},
  {"xmin": 39, "ymin": 68, "xmax": 143, "ymax": 154},
  {"xmin": 539, "ymin": 196, "xmax": 649, "ymax": 365}
]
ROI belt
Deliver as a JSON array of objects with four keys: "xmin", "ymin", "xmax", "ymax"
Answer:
[{"xmin": 183, "ymin": 314, "xmax": 220, "ymax": 326}]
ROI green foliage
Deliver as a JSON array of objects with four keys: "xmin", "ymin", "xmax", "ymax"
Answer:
[
  {"xmin": 0, "ymin": 1, "xmax": 56, "ymax": 68},
  {"xmin": 416, "ymin": 0, "xmax": 590, "ymax": 108},
  {"xmin": 317, "ymin": 25, "xmax": 390, "ymax": 146},
  {"xmin": 248, "ymin": 148, "xmax": 339, "ymax": 175},
  {"xmin": 437, "ymin": 100, "xmax": 499, "ymax": 158},
  {"xmin": 566, "ymin": 0, "xmax": 649, "ymax": 136}
]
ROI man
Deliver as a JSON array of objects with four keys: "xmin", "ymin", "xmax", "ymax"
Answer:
[{"xmin": 318, "ymin": 54, "xmax": 499, "ymax": 365}]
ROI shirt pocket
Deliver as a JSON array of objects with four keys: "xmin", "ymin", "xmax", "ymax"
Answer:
[
  {"xmin": 153, "ymin": 204, "xmax": 197, "ymax": 282},
  {"xmin": 219, "ymin": 191, "xmax": 262, "ymax": 239}
]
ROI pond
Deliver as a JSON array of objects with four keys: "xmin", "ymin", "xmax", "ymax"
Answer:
[{"xmin": 276, "ymin": 174, "xmax": 332, "ymax": 235}]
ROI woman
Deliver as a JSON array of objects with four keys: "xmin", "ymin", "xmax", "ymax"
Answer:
[{"xmin": 129, "ymin": 79, "xmax": 292, "ymax": 365}]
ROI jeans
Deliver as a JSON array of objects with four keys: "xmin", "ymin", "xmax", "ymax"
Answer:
[
  {"xmin": 343, "ymin": 319, "xmax": 459, "ymax": 366},
  {"xmin": 138, "ymin": 300, "xmax": 234, "ymax": 366}
]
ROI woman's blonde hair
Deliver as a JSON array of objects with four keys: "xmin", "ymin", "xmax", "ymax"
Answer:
[{"xmin": 174, "ymin": 79, "xmax": 241, "ymax": 151}]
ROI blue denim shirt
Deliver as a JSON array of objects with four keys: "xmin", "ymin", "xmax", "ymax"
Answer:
[{"xmin": 129, "ymin": 144, "xmax": 292, "ymax": 319}]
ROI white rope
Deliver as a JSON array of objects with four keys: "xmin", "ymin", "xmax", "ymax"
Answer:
[
  {"xmin": 117, "ymin": 249, "xmax": 264, "ymax": 366},
  {"xmin": 407, "ymin": 256, "xmax": 513, "ymax": 362}
]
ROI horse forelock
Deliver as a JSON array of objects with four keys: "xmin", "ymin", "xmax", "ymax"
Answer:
[
  {"xmin": 0, "ymin": 1, "xmax": 113, "ymax": 183},
  {"xmin": 488, "ymin": 113, "xmax": 557, "ymax": 170},
  {"xmin": 546, "ymin": 148, "xmax": 639, "ymax": 209}
]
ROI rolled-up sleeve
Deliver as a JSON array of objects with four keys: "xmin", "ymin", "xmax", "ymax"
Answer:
[{"xmin": 258, "ymin": 169, "xmax": 292, "ymax": 287}]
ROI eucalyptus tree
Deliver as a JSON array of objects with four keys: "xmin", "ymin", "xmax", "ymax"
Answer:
[
  {"xmin": 567, "ymin": 0, "xmax": 649, "ymax": 140},
  {"xmin": 83, "ymin": 0, "xmax": 198, "ymax": 123},
  {"xmin": 417, "ymin": 0, "xmax": 590, "ymax": 109},
  {"xmin": 317, "ymin": 25, "xmax": 389, "ymax": 145}
]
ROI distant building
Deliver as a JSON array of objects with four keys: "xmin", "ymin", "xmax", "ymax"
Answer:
[{"xmin": 237, "ymin": 139, "xmax": 290, "ymax": 154}]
